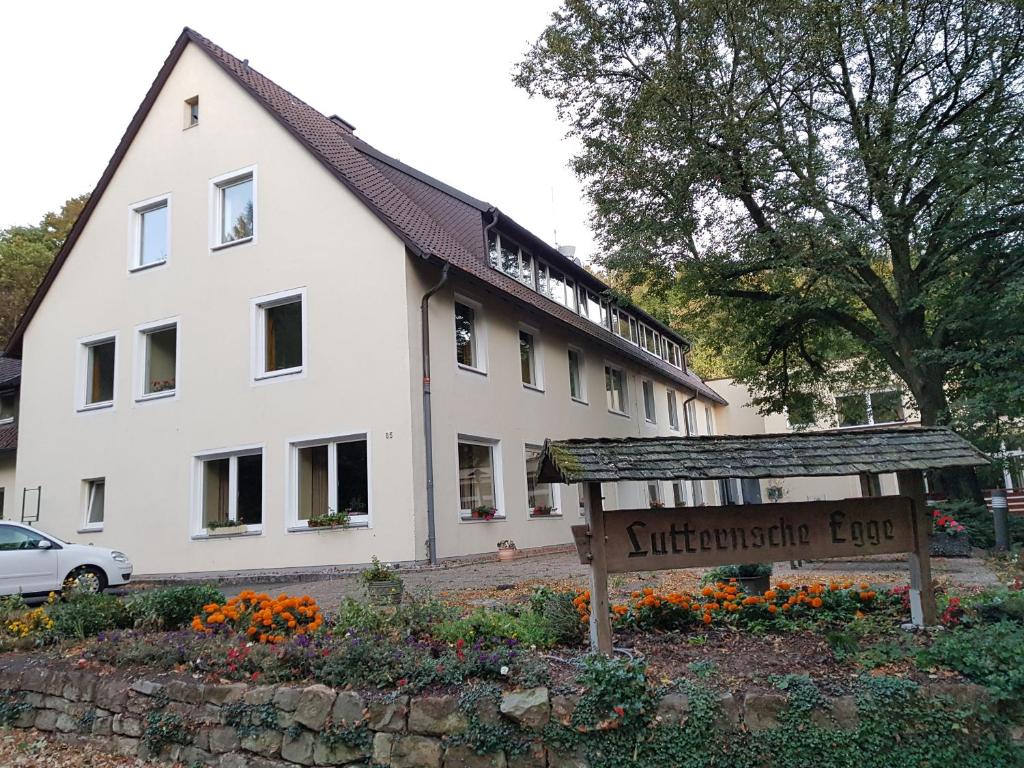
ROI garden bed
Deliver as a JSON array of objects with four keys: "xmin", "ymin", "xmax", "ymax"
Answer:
[{"xmin": 2, "ymin": 570, "xmax": 1024, "ymax": 765}]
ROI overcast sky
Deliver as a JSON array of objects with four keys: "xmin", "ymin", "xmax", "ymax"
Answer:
[{"xmin": 1, "ymin": 1, "xmax": 598, "ymax": 261}]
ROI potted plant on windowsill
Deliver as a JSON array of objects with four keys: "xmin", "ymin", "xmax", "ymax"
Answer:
[
  {"xmin": 206, "ymin": 519, "xmax": 249, "ymax": 536},
  {"xmin": 497, "ymin": 539, "xmax": 517, "ymax": 562},
  {"xmin": 530, "ymin": 505, "xmax": 557, "ymax": 517},
  {"xmin": 361, "ymin": 555, "xmax": 403, "ymax": 605},
  {"xmin": 703, "ymin": 563, "xmax": 773, "ymax": 595},
  {"xmin": 307, "ymin": 510, "xmax": 351, "ymax": 529},
  {"xmin": 471, "ymin": 505, "xmax": 498, "ymax": 521},
  {"xmin": 649, "ymin": 500, "xmax": 665, "ymax": 509}
]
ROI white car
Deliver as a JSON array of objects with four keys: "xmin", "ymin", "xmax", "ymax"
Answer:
[{"xmin": 0, "ymin": 521, "xmax": 133, "ymax": 597}]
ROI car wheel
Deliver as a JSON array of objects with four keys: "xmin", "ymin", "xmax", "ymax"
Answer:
[{"xmin": 64, "ymin": 566, "xmax": 108, "ymax": 594}]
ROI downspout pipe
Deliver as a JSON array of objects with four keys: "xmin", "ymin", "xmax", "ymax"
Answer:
[{"xmin": 420, "ymin": 258, "xmax": 450, "ymax": 566}]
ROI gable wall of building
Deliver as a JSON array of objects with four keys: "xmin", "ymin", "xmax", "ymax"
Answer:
[{"xmin": 14, "ymin": 43, "xmax": 420, "ymax": 574}]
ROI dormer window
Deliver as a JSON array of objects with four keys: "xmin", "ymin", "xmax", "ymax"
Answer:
[{"xmin": 185, "ymin": 96, "xmax": 199, "ymax": 128}]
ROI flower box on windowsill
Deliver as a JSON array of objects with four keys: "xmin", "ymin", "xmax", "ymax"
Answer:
[
  {"xmin": 529, "ymin": 505, "xmax": 558, "ymax": 518},
  {"xmin": 307, "ymin": 513, "xmax": 352, "ymax": 530},
  {"xmin": 206, "ymin": 524, "xmax": 250, "ymax": 537},
  {"xmin": 470, "ymin": 506, "xmax": 499, "ymax": 521}
]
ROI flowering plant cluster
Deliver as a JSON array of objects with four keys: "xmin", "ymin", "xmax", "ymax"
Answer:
[
  {"xmin": 932, "ymin": 508, "xmax": 966, "ymax": 536},
  {"xmin": 574, "ymin": 580, "xmax": 886, "ymax": 631},
  {"xmin": 191, "ymin": 591, "xmax": 323, "ymax": 644},
  {"xmin": 5, "ymin": 606, "xmax": 54, "ymax": 639},
  {"xmin": 530, "ymin": 505, "xmax": 557, "ymax": 516},
  {"xmin": 472, "ymin": 505, "xmax": 498, "ymax": 520}
]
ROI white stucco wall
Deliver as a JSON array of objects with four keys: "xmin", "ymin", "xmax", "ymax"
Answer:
[
  {"xmin": 15, "ymin": 43, "xmax": 420, "ymax": 574},
  {"xmin": 412, "ymin": 260, "xmax": 726, "ymax": 560}
]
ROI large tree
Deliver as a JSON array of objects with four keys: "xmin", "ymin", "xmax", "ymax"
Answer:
[
  {"xmin": 0, "ymin": 195, "xmax": 88, "ymax": 349},
  {"xmin": 518, "ymin": 0, "xmax": 1024, "ymax": 495}
]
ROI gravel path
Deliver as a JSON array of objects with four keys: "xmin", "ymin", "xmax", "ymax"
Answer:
[{"xmin": 223, "ymin": 550, "xmax": 1001, "ymax": 612}]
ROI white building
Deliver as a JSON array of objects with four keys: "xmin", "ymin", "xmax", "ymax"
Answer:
[{"xmin": 4, "ymin": 29, "xmax": 731, "ymax": 576}]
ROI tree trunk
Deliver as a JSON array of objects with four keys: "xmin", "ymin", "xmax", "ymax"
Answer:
[{"xmin": 911, "ymin": 372, "xmax": 985, "ymax": 503}]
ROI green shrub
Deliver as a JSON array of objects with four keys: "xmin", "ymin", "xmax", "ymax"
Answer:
[
  {"xmin": 432, "ymin": 607, "xmax": 560, "ymax": 648},
  {"xmin": 48, "ymin": 592, "xmax": 131, "ymax": 639},
  {"xmin": 701, "ymin": 563, "xmax": 772, "ymax": 583},
  {"xmin": 333, "ymin": 594, "xmax": 457, "ymax": 638},
  {"xmin": 0, "ymin": 595, "xmax": 27, "ymax": 624},
  {"xmin": 936, "ymin": 499, "xmax": 1024, "ymax": 549},
  {"xmin": 529, "ymin": 587, "xmax": 585, "ymax": 646},
  {"xmin": 920, "ymin": 621, "xmax": 1024, "ymax": 707},
  {"xmin": 128, "ymin": 584, "xmax": 225, "ymax": 630}
]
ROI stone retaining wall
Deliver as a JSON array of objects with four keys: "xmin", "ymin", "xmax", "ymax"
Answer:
[{"xmin": 0, "ymin": 659, "xmax": 995, "ymax": 767}]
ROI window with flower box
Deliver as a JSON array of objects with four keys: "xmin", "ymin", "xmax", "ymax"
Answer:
[
  {"xmin": 292, "ymin": 436, "xmax": 369, "ymax": 528},
  {"xmin": 458, "ymin": 436, "xmax": 503, "ymax": 520},
  {"xmin": 525, "ymin": 444, "xmax": 560, "ymax": 517},
  {"xmin": 195, "ymin": 449, "xmax": 263, "ymax": 534}
]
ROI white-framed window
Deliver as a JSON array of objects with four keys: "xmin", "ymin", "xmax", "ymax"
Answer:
[
  {"xmin": 0, "ymin": 392, "xmax": 14, "ymax": 425},
  {"xmin": 719, "ymin": 478, "xmax": 742, "ymax": 505},
  {"xmin": 251, "ymin": 289, "xmax": 305, "ymax": 382},
  {"xmin": 672, "ymin": 480, "xmax": 687, "ymax": 507},
  {"xmin": 642, "ymin": 379, "xmax": 656, "ymax": 423},
  {"xmin": 685, "ymin": 399, "xmax": 698, "ymax": 435},
  {"xmin": 836, "ymin": 390, "xmax": 905, "ymax": 427},
  {"xmin": 184, "ymin": 95, "xmax": 199, "ymax": 128},
  {"xmin": 458, "ymin": 435, "xmax": 503, "ymax": 520},
  {"xmin": 525, "ymin": 444, "xmax": 560, "ymax": 517},
  {"xmin": 567, "ymin": 347, "xmax": 586, "ymax": 403},
  {"xmin": 82, "ymin": 478, "xmax": 105, "ymax": 530},
  {"xmin": 194, "ymin": 448, "xmax": 263, "ymax": 534},
  {"xmin": 667, "ymin": 390, "xmax": 680, "ymax": 431},
  {"xmin": 290, "ymin": 434, "xmax": 370, "ymax": 528},
  {"xmin": 519, "ymin": 326, "xmax": 543, "ymax": 390},
  {"xmin": 78, "ymin": 333, "xmax": 117, "ymax": 411},
  {"xmin": 578, "ymin": 483, "xmax": 587, "ymax": 516},
  {"xmin": 128, "ymin": 194, "xmax": 170, "ymax": 271},
  {"xmin": 211, "ymin": 166, "xmax": 256, "ymax": 249},
  {"xmin": 647, "ymin": 481, "xmax": 663, "ymax": 506},
  {"xmin": 705, "ymin": 406, "xmax": 716, "ymax": 435},
  {"xmin": 135, "ymin": 319, "xmax": 178, "ymax": 401},
  {"xmin": 488, "ymin": 232, "xmax": 535, "ymax": 288},
  {"xmin": 605, "ymin": 364, "xmax": 627, "ymax": 415},
  {"xmin": 454, "ymin": 295, "xmax": 487, "ymax": 374},
  {"xmin": 691, "ymin": 480, "xmax": 704, "ymax": 505}
]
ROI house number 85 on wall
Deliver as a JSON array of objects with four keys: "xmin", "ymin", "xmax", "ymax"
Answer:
[{"xmin": 385, "ymin": 432, "xmax": 394, "ymax": 439}]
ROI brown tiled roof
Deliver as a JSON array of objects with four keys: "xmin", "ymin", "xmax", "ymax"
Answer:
[
  {"xmin": 537, "ymin": 426, "xmax": 989, "ymax": 483},
  {"xmin": 4, "ymin": 28, "xmax": 725, "ymax": 404},
  {"xmin": 0, "ymin": 356, "xmax": 20, "ymax": 390},
  {"xmin": 0, "ymin": 423, "xmax": 16, "ymax": 453}
]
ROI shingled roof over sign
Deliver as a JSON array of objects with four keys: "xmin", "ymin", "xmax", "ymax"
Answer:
[
  {"xmin": 3, "ymin": 28, "xmax": 725, "ymax": 404},
  {"xmin": 536, "ymin": 427, "xmax": 989, "ymax": 483}
]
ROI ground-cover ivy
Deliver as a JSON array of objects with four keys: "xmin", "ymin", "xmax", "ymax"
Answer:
[
  {"xmin": 142, "ymin": 711, "xmax": 193, "ymax": 754},
  {"xmin": 920, "ymin": 621, "xmax": 1024, "ymax": 710}
]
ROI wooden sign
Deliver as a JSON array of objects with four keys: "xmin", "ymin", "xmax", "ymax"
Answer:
[{"xmin": 572, "ymin": 496, "xmax": 914, "ymax": 573}]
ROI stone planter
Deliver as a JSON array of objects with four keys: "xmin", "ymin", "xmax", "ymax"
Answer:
[
  {"xmin": 366, "ymin": 579, "xmax": 404, "ymax": 605},
  {"xmin": 738, "ymin": 574, "xmax": 771, "ymax": 595},
  {"xmin": 929, "ymin": 531, "xmax": 971, "ymax": 558},
  {"xmin": 207, "ymin": 524, "xmax": 249, "ymax": 536},
  {"xmin": 497, "ymin": 548, "xmax": 517, "ymax": 562}
]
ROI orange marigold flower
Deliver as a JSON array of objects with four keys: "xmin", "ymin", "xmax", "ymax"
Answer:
[
  {"xmin": 811, "ymin": 597, "xmax": 823, "ymax": 608},
  {"xmin": 702, "ymin": 613, "xmax": 712, "ymax": 625},
  {"xmin": 777, "ymin": 581, "xmax": 792, "ymax": 591},
  {"xmin": 763, "ymin": 590, "xmax": 777, "ymax": 600},
  {"xmin": 701, "ymin": 586, "xmax": 714, "ymax": 597},
  {"xmin": 855, "ymin": 610, "xmax": 865, "ymax": 619},
  {"xmin": 767, "ymin": 604, "xmax": 778, "ymax": 614}
]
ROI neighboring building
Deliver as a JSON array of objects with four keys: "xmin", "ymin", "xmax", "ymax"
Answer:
[
  {"xmin": 4, "ymin": 29, "xmax": 729, "ymax": 575},
  {"xmin": 0, "ymin": 356, "xmax": 19, "ymax": 519},
  {"xmin": 710, "ymin": 377, "xmax": 917, "ymax": 502}
]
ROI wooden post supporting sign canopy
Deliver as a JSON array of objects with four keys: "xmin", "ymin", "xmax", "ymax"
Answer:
[{"xmin": 540, "ymin": 427, "xmax": 991, "ymax": 657}]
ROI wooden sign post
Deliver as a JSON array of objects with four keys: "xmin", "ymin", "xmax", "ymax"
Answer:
[{"xmin": 573, "ymin": 489, "xmax": 935, "ymax": 656}]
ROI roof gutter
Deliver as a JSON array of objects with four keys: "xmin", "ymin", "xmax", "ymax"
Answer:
[{"xmin": 420, "ymin": 255, "xmax": 450, "ymax": 566}]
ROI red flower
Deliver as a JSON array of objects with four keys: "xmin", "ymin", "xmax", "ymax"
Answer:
[
  {"xmin": 456, "ymin": 638, "xmax": 466, "ymax": 662},
  {"xmin": 397, "ymin": 678, "xmax": 408, "ymax": 687},
  {"xmin": 613, "ymin": 706, "xmax": 625, "ymax": 718}
]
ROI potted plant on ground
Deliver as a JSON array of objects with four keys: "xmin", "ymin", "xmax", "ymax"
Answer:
[
  {"xmin": 497, "ymin": 539, "xmax": 517, "ymax": 562},
  {"xmin": 206, "ymin": 519, "xmax": 249, "ymax": 536},
  {"xmin": 704, "ymin": 563, "xmax": 773, "ymax": 595},
  {"xmin": 361, "ymin": 555, "xmax": 403, "ymax": 605},
  {"xmin": 530, "ymin": 505, "xmax": 556, "ymax": 517},
  {"xmin": 307, "ymin": 510, "xmax": 350, "ymax": 529},
  {"xmin": 471, "ymin": 505, "xmax": 498, "ymax": 521},
  {"xmin": 929, "ymin": 509, "xmax": 971, "ymax": 557}
]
